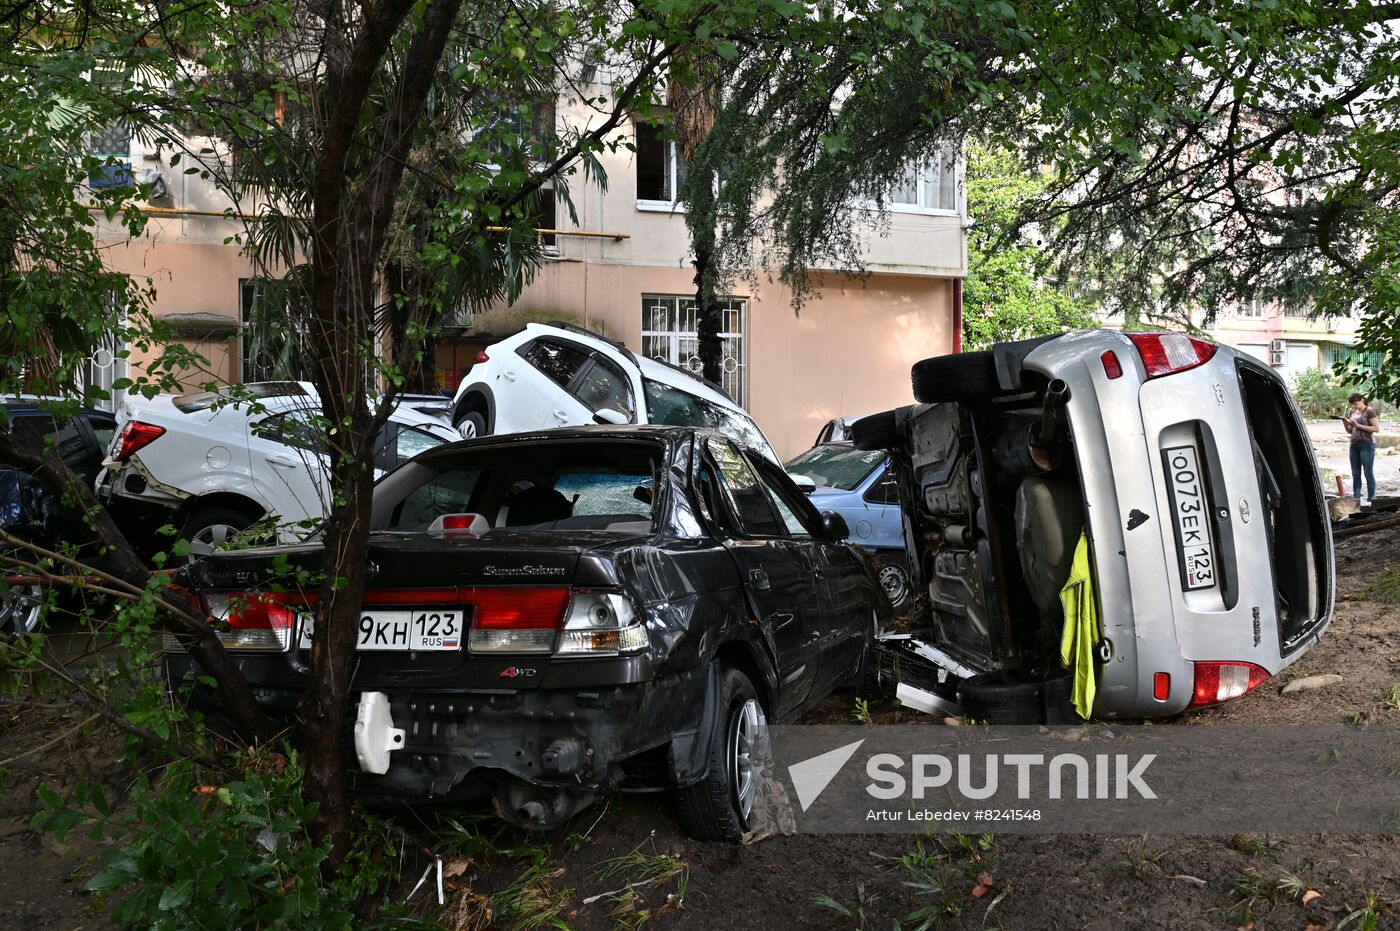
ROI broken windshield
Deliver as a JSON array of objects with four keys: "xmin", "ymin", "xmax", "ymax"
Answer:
[{"xmin": 785, "ymin": 444, "xmax": 887, "ymax": 490}]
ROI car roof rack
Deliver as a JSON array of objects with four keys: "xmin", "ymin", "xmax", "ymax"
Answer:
[{"xmin": 546, "ymin": 321, "xmax": 639, "ymax": 367}]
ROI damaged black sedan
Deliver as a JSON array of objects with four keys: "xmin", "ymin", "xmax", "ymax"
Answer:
[{"xmin": 167, "ymin": 426, "xmax": 886, "ymax": 841}]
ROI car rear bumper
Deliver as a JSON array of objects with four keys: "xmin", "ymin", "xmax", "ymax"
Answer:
[
  {"xmin": 165, "ymin": 655, "xmax": 716, "ymax": 797},
  {"xmin": 1025, "ymin": 332, "xmax": 1334, "ymax": 717}
]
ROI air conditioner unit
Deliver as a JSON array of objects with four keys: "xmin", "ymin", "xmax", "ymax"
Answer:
[
  {"xmin": 1269, "ymin": 338, "xmax": 1287, "ymax": 352},
  {"xmin": 1270, "ymin": 350, "xmax": 1286, "ymax": 366}
]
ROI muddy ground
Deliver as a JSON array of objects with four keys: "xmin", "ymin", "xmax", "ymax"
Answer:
[{"xmin": 4, "ymin": 527, "xmax": 1400, "ymax": 930}]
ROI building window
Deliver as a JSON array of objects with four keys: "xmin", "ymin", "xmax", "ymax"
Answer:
[
  {"xmin": 1283, "ymin": 301, "xmax": 1311, "ymax": 319},
  {"xmin": 531, "ymin": 186, "xmax": 557, "ymax": 250},
  {"xmin": 240, "ymin": 279, "xmax": 308, "ymax": 383},
  {"xmin": 478, "ymin": 97, "xmax": 556, "ymax": 163},
  {"xmin": 635, "ymin": 122, "xmax": 686, "ymax": 205},
  {"xmin": 85, "ymin": 66, "xmax": 133, "ymax": 189},
  {"xmin": 1239, "ymin": 295, "xmax": 1266, "ymax": 318},
  {"xmin": 86, "ymin": 284, "xmax": 129, "ymax": 409},
  {"xmin": 641, "ymin": 295, "xmax": 746, "ymax": 405},
  {"xmin": 887, "ymin": 148, "xmax": 959, "ymax": 213}
]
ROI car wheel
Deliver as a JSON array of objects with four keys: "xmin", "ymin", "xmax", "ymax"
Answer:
[
  {"xmin": 179, "ymin": 507, "xmax": 255, "ymax": 561},
  {"xmin": 675, "ymin": 667, "xmax": 767, "ymax": 842},
  {"xmin": 911, "ymin": 351, "xmax": 998, "ymax": 404},
  {"xmin": 957, "ymin": 672, "xmax": 1044, "ymax": 724},
  {"xmin": 850, "ymin": 409, "xmax": 902, "ymax": 450},
  {"xmin": 0, "ymin": 548, "xmax": 44, "ymax": 634},
  {"xmin": 877, "ymin": 554, "xmax": 913, "ymax": 614},
  {"xmin": 456, "ymin": 411, "xmax": 487, "ymax": 440}
]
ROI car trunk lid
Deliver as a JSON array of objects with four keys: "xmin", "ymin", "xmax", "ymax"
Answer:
[{"xmin": 189, "ymin": 533, "xmax": 626, "ymax": 689}]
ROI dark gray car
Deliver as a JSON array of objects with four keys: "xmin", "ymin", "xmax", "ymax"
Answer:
[{"xmin": 166, "ymin": 426, "xmax": 886, "ymax": 840}]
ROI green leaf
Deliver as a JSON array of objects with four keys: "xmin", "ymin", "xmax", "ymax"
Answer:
[
  {"xmin": 86, "ymin": 867, "xmax": 131, "ymax": 893},
  {"xmin": 158, "ymin": 878, "xmax": 194, "ymax": 910}
]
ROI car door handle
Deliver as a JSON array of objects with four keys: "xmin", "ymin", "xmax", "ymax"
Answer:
[
  {"xmin": 266, "ymin": 454, "xmax": 299, "ymax": 468},
  {"xmin": 749, "ymin": 568, "xmax": 770, "ymax": 590},
  {"xmin": 551, "ymin": 409, "xmax": 569, "ymax": 422},
  {"xmin": 501, "ymin": 371, "xmax": 517, "ymax": 382}
]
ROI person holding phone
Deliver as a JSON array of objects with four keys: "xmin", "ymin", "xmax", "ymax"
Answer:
[{"xmin": 1343, "ymin": 392, "xmax": 1380, "ymax": 505}]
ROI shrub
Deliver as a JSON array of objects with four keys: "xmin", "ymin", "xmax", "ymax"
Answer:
[
  {"xmin": 33, "ymin": 751, "xmax": 427, "ymax": 931},
  {"xmin": 1292, "ymin": 368, "xmax": 1384, "ymax": 419}
]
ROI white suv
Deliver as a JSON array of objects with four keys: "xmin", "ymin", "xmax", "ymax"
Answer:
[
  {"xmin": 97, "ymin": 382, "xmax": 458, "ymax": 554},
  {"xmin": 449, "ymin": 322, "xmax": 780, "ymax": 462}
]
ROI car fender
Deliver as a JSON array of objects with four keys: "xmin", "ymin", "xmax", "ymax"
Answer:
[{"xmin": 451, "ymin": 383, "xmax": 496, "ymax": 432}]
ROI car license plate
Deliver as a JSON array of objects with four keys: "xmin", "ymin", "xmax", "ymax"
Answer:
[
  {"xmin": 297, "ymin": 610, "xmax": 464, "ymax": 651},
  {"xmin": 1164, "ymin": 444, "xmax": 1216, "ymax": 591}
]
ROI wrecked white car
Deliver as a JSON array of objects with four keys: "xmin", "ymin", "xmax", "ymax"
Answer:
[{"xmin": 857, "ymin": 330, "xmax": 1334, "ymax": 722}]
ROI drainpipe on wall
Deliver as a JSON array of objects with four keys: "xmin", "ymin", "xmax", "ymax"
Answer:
[{"xmin": 952, "ymin": 277, "xmax": 963, "ymax": 354}]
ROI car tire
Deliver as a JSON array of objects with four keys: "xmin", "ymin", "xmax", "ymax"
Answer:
[
  {"xmin": 456, "ymin": 410, "xmax": 488, "ymax": 440},
  {"xmin": 957, "ymin": 672, "xmax": 1044, "ymax": 724},
  {"xmin": 849, "ymin": 409, "xmax": 902, "ymax": 450},
  {"xmin": 178, "ymin": 507, "xmax": 255, "ymax": 561},
  {"xmin": 0, "ymin": 542, "xmax": 45, "ymax": 635},
  {"xmin": 911, "ymin": 351, "xmax": 997, "ymax": 404},
  {"xmin": 876, "ymin": 553, "xmax": 913, "ymax": 614},
  {"xmin": 675, "ymin": 667, "xmax": 767, "ymax": 843}
]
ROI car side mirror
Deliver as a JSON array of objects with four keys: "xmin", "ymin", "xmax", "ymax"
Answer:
[
  {"xmin": 593, "ymin": 408, "xmax": 629, "ymax": 425},
  {"xmin": 820, "ymin": 510, "xmax": 849, "ymax": 541},
  {"xmin": 789, "ymin": 472, "xmax": 817, "ymax": 495}
]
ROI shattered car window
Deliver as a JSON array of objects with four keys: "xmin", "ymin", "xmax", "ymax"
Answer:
[
  {"xmin": 644, "ymin": 380, "xmax": 771, "ymax": 458},
  {"xmin": 785, "ymin": 444, "xmax": 886, "ymax": 490},
  {"xmin": 383, "ymin": 467, "xmax": 482, "ymax": 532},
  {"xmin": 373, "ymin": 439, "xmax": 662, "ymax": 534},
  {"xmin": 554, "ymin": 472, "xmax": 653, "ymax": 516}
]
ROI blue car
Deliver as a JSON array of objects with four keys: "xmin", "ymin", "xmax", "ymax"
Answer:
[{"xmin": 785, "ymin": 443, "xmax": 911, "ymax": 611}]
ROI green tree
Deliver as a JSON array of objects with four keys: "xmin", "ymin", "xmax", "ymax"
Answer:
[
  {"xmin": 961, "ymin": 145, "xmax": 1096, "ymax": 350},
  {"xmin": 0, "ymin": 0, "xmax": 835, "ymax": 884},
  {"xmin": 680, "ymin": 0, "xmax": 1400, "ymax": 395}
]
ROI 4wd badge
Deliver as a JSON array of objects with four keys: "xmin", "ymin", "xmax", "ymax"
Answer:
[{"xmin": 499, "ymin": 666, "xmax": 537, "ymax": 679}]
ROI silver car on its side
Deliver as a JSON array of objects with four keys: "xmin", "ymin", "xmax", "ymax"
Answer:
[{"xmin": 856, "ymin": 329, "xmax": 1334, "ymax": 721}]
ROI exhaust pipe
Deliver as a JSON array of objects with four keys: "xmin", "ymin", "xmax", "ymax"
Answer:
[
  {"xmin": 493, "ymin": 776, "xmax": 596, "ymax": 831},
  {"xmin": 993, "ymin": 379, "xmax": 1072, "ymax": 476},
  {"xmin": 1036, "ymin": 379, "xmax": 1071, "ymax": 448}
]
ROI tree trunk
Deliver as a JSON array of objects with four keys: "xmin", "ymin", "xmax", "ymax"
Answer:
[
  {"xmin": 298, "ymin": 443, "xmax": 375, "ymax": 865},
  {"xmin": 298, "ymin": 0, "xmax": 465, "ymax": 869},
  {"xmin": 691, "ymin": 170, "xmax": 723, "ymax": 386}
]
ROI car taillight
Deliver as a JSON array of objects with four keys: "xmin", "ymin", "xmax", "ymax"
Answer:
[
  {"xmin": 1126, "ymin": 332, "xmax": 1217, "ymax": 379},
  {"xmin": 475, "ymin": 350, "xmax": 490, "ymax": 363},
  {"xmin": 203, "ymin": 591, "xmax": 309, "ymax": 651},
  {"xmin": 464, "ymin": 588, "xmax": 647, "ymax": 656},
  {"xmin": 1189, "ymin": 661, "xmax": 1270, "ymax": 707},
  {"xmin": 112, "ymin": 421, "xmax": 166, "ymax": 461},
  {"xmin": 467, "ymin": 587, "xmax": 572, "ymax": 653},
  {"xmin": 556, "ymin": 591, "xmax": 648, "ymax": 656}
]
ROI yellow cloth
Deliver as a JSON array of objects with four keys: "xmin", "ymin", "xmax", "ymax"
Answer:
[{"xmin": 1059, "ymin": 532, "xmax": 1100, "ymax": 720}]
